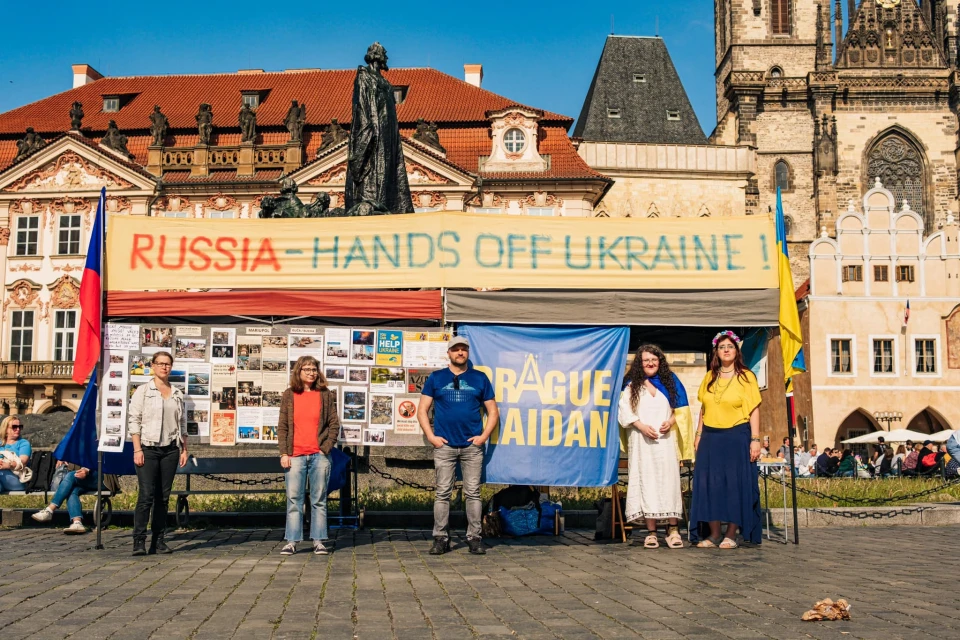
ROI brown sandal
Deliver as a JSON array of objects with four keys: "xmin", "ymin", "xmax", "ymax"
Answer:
[
  {"xmin": 643, "ymin": 534, "xmax": 660, "ymax": 549},
  {"xmin": 665, "ymin": 527, "xmax": 683, "ymax": 549},
  {"xmin": 696, "ymin": 536, "xmax": 721, "ymax": 548}
]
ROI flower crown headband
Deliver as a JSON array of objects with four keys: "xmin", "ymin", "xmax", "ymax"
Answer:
[{"xmin": 712, "ymin": 330, "xmax": 742, "ymax": 348}]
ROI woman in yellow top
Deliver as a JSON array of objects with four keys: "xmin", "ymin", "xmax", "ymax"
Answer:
[{"xmin": 690, "ymin": 330, "xmax": 762, "ymax": 549}]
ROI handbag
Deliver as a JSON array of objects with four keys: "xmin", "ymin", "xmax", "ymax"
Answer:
[{"xmin": 1, "ymin": 450, "xmax": 33, "ymax": 484}]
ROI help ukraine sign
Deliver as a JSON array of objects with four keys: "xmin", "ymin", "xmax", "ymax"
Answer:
[{"xmin": 459, "ymin": 325, "xmax": 629, "ymax": 487}]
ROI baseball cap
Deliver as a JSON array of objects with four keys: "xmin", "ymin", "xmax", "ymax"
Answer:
[
  {"xmin": 447, "ymin": 336, "xmax": 469, "ymax": 350},
  {"xmin": 923, "ymin": 440, "xmax": 933, "ymax": 446}
]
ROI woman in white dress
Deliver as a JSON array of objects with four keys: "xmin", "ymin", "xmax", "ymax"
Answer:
[{"xmin": 618, "ymin": 344, "xmax": 693, "ymax": 549}]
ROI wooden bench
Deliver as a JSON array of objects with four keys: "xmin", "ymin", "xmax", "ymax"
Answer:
[
  {"xmin": 3, "ymin": 489, "xmax": 115, "ymax": 526},
  {"xmin": 173, "ymin": 455, "xmax": 360, "ymax": 528}
]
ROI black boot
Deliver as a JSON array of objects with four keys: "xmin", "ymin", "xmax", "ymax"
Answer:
[
  {"xmin": 150, "ymin": 532, "xmax": 172, "ymax": 555},
  {"xmin": 132, "ymin": 535, "xmax": 147, "ymax": 556}
]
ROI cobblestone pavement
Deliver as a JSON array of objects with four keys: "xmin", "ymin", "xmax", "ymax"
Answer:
[{"xmin": 0, "ymin": 525, "xmax": 956, "ymax": 639}]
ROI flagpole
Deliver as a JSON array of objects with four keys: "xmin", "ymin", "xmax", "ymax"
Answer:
[
  {"xmin": 785, "ymin": 390, "xmax": 800, "ymax": 544},
  {"xmin": 95, "ymin": 188, "xmax": 106, "ymax": 551}
]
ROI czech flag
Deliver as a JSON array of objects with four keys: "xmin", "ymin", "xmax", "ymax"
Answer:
[
  {"xmin": 72, "ymin": 187, "xmax": 105, "ymax": 385},
  {"xmin": 776, "ymin": 188, "xmax": 806, "ymax": 384},
  {"xmin": 904, "ymin": 299, "xmax": 911, "ymax": 326}
]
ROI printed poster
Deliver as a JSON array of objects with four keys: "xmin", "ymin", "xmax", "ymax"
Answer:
[
  {"xmin": 341, "ymin": 386, "xmax": 368, "ymax": 423},
  {"xmin": 99, "ymin": 350, "xmax": 129, "ymax": 452},
  {"xmin": 237, "ymin": 371, "xmax": 262, "ymax": 407},
  {"xmin": 363, "ymin": 427, "xmax": 387, "ymax": 446},
  {"xmin": 406, "ymin": 368, "xmax": 437, "ymax": 394},
  {"xmin": 350, "ymin": 329, "xmax": 376, "ymax": 364},
  {"xmin": 210, "ymin": 327, "xmax": 237, "ymax": 364},
  {"xmin": 324, "ymin": 365, "xmax": 346, "ymax": 383},
  {"xmin": 262, "ymin": 407, "xmax": 280, "ymax": 443},
  {"xmin": 262, "ymin": 373, "xmax": 286, "ymax": 407},
  {"xmin": 325, "ymin": 328, "xmax": 350, "ymax": 365},
  {"xmin": 237, "ymin": 406, "xmax": 263, "ymax": 443},
  {"xmin": 187, "ymin": 363, "xmax": 211, "ymax": 397},
  {"xmin": 340, "ymin": 424, "xmax": 362, "ymax": 444},
  {"xmin": 369, "ymin": 392, "xmax": 395, "ymax": 429},
  {"xmin": 237, "ymin": 336, "xmax": 262, "ymax": 371},
  {"xmin": 212, "ymin": 363, "xmax": 237, "ymax": 410},
  {"xmin": 393, "ymin": 394, "xmax": 421, "ymax": 435},
  {"xmin": 262, "ymin": 335, "xmax": 288, "ymax": 372},
  {"xmin": 141, "ymin": 326, "xmax": 173, "ymax": 354},
  {"xmin": 375, "ymin": 329, "xmax": 403, "ymax": 366},
  {"xmin": 175, "ymin": 337, "xmax": 207, "ymax": 362},
  {"xmin": 211, "ymin": 410, "xmax": 236, "ymax": 446},
  {"xmin": 370, "ymin": 366, "xmax": 405, "ymax": 392},
  {"xmin": 288, "ymin": 334, "xmax": 324, "ymax": 367},
  {"xmin": 186, "ymin": 399, "xmax": 210, "ymax": 437},
  {"xmin": 402, "ymin": 331, "xmax": 430, "ymax": 367},
  {"xmin": 347, "ymin": 367, "xmax": 369, "ymax": 384}
]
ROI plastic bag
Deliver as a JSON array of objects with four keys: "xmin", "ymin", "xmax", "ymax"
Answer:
[{"xmin": 498, "ymin": 503, "xmax": 541, "ymax": 536}]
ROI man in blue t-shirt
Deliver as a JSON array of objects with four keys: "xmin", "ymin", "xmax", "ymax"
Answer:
[{"xmin": 418, "ymin": 335, "xmax": 498, "ymax": 555}]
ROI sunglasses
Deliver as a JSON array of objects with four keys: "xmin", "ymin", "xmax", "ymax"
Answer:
[{"xmin": 10, "ymin": 424, "xmax": 22, "ymax": 429}]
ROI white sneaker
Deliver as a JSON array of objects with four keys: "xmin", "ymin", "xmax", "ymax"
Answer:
[
  {"xmin": 31, "ymin": 508, "xmax": 53, "ymax": 523},
  {"xmin": 280, "ymin": 542, "xmax": 297, "ymax": 555},
  {"xmin": 313, "ymin": 541, "xmax": 329, "ymax": 555},
  {"xmin": 64, "ymin": 521, "xmax": 87, "ymax": 535}
]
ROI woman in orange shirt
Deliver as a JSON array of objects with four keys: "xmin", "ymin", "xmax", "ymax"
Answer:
[{"xmin": 277, "ymin": 356, "xmax": 341, "ymax": 556}]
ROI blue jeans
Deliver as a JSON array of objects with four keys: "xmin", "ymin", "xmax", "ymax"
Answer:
[
  {"xmin": 51, "ymin": 470, "xmax": 99, "ymax": 520},
  {"xmin": 0, "ymin": 470, "xmax": 25, "ymax": 492},
  {"xmin": 284, "ymin": 452, "xmax": 331, "ymax": 542}
]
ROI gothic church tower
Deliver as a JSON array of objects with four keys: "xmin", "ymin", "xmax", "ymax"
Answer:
[{"xmin": 715, "ymin": 0, "xmax": 959, "ymax": 277}]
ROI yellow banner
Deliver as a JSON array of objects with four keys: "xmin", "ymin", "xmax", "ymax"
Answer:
[{"xmin": 105, "ymin": 211, "xmax": 778, "ymax": 291}]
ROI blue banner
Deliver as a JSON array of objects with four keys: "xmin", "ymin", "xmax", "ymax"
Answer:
[{"xmin": 459, "ymin": 325, "xmax": 629, "ymax": 487}]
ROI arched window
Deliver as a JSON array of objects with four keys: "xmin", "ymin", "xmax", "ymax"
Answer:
[
  {"xmin": 771, "ymin": 0, "xmax": 792, "ymax": 36},
  {"xmin": 866, "ymin": 131, "xmax": 927, "ymax": 227},
  {"xmin": 769, "ymin": 66, "xmax": 783, "ymax": 78},
  {"xmin": 783, "ymin": 215, "xmax": 793, "ymax": 237},
  {"xmin": 775, "ymin": 160, "xmax": 791, "ymax": 191}
]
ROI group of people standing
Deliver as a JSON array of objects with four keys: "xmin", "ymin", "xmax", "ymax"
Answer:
[{"xmin": 25, "ymin": 329, "xmax": 769, "ymax": 554}]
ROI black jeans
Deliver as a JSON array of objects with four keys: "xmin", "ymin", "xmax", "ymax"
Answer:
[{"xmin": 134, "ymin": 444, "xmax": 179, "ymax": 537}]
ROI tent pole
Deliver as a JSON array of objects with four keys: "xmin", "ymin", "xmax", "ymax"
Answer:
[
  {"xmin": 786, "ymin": 392, "xmax": 800, "ymax": 544},
  {"xmin": 95, "ymin": 188, "xmax": 107, "ymax": 551}
]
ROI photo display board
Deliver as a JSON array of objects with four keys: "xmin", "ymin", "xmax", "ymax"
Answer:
[{"xmin": 102, "ymin": 322, "xmax": 449, "ymax": 449}]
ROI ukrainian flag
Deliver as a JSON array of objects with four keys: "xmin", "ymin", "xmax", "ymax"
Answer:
[{"xmin": 776, "ymin": 188, "xmax": 806, "ymax": 384}]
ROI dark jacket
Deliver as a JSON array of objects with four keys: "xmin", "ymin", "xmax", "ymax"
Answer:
[{"xmin": 277, "ymin": 388, "xmax": 339, "ymax": 456}]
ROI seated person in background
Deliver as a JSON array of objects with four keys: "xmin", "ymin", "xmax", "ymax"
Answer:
[
  {"xmin": 874, "ymin": 446, "xmax": 894, "ymax": 477},
  {"xmin": 916, "ymin": 440, "xmax": 939, "ymax": 474},
  {"xmin": 30, "ymin": 462, "xmax": 98, "ymax": 534},
  {"xmin": 837, "ymin": 449, "xmax": 856, "ymax": 478},
  {"xmin": 892, "ymin": 445, "xmax": 907, "ymax": 474},
  {"xmin": 816, "ymin": 447, "xmax": 835, "ymax": 476},
  {"xmin": 0, "ymin": 416, "xmax": 31, "ymax": 492},
  {"xmin": 805, "ymin": 454, "xmax": 818, "ymax": 477},
  {"xmin": 901, "ymin": 443, "xmax": 921, "ymax": 475}
]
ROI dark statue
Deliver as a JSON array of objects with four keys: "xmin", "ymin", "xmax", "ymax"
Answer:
[
  {"xmin": 196, "ymin": 104, "xmax": 214, "ymax": 145},
  {"xmin": 259, "ymin": 177, "xmax": 339, "ymax": 218},
  {"xmin": 814, "ymin": 113, "xmax": 838, "ymax": 176},
  {"xmin": 317, "ymin": 118, "xmax": 348, "ymax": 155},
  {"xmin": 412, "ymin": 118, "xmax": 445, "ymax": 154},
  {"xmin": 239, "ymin": 104, "xmax": 257, "ymax": 143},
  {"xmin": 149, "ymin": 105, "xmax": 168, "ymax": 147},
  {"xmin": 343, "ymin": 42, "xmax": 414, "ymax": 216},
  {"xmin": 101, "ymin": 120, "xmax": 131, "ymax": 157},
  {"xmin": 284, "ymin": 100, "xmax": 307, "ymax": 143},
  {"xmin": 14, "ymin": 127, "xmax": 47, "ymax": 162},
  {"xmin": 69, "ymin": 101, "xmax": 84, "ymax": 130}
]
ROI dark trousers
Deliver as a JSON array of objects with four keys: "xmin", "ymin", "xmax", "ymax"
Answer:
[{"xmin": 134, "ymin": 444, "xmax": 179, "ymax": 537}]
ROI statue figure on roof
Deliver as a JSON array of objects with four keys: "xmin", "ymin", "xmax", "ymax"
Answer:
[
  {"xmin": 101, "ymin": 120, "xmax": 131, "ymax": 157},
  {"xmin": 412, "ymin": 118, "xmax": 445, "ymax": 154},
  {"xmin": 14, "ymin": 127, "xmax": 47, "ymax": 162},
  {"xmin": 149, "ymin": 105, "xmax": 169, "ymax": 147},
  {"xmin": 317, "ymin": 118, "xmax": 348, "ymax": 155},
  {"xmin": 69, "ymin": 102, "xmax": 84, "ymax": 130},
  {"xmin": 196, "ymin": 103, "xmax": 214, "ymax": 145},
  {"xmin": 259, "ymin": 177, "xmax": 340, "ymax": 218},
  {"xmin": 284, "ymin": 100, "xmax": 307, "ymax": 143},
  {"xmin": 342, "ymin": 42, "xmax": 414, "ymax": 216},
  {"xmin": 239, "ymin": 104, "xmax": 257, "ymax": 143}
]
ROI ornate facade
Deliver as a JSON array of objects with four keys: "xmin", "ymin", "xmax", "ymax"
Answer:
[{"xmin": 0, "ymin": 65, "xmax": 610, "ymax": 412}]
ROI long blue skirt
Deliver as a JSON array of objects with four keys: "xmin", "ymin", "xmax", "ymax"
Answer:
[{"xmin": 689, "ymin": 423, "xmax": 761, "ymax": 544}]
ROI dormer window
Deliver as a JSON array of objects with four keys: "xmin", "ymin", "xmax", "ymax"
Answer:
[
  {"xmin": 394, "ymin": 86, "xmax": 408, "ymax": 105},
  {"xmin": 607, "ymin": 108, "xmax": 621, "ymax": 119},
  {"xmin": 242, "ymin": 92, "xmax": 261, "ymax": 109},
  {"xmin": 103, "ymin": 96, "xmax": 120, "ymax": 112},
  {"xmin": 504, "ymin": 129, "xmax": 526, "ymax": 153},
  {"xmin": 666, "ymin": 110, "xmax": 681, "ymax": 121},
  {"xmin": 633, "ymin": 73, "xmax": 646, "ymax": 83}
]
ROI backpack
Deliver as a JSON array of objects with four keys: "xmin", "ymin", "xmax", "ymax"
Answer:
[{"xmin": 24, "ymin": 450, "xmax": 57, "ymax": 492}]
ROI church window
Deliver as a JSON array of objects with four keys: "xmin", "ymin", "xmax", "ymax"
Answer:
[
  {"xmin": 769, "ymin": 66, "xmax": 783, "ymax": 78},
  {"xmin": 775, "ymin": 160, "xmax": 791, "ymax": 191},
  {"xmin": 866, "ymin": 132, "xmax": 927, "ymax": 227},
  {"xmin": 783, "ymin": 215, "xmax": 793, "ymax": 237},
  {"xmin": 503, "ymin": 129, "xmax": 526, "ymax": 153},
  {"xmin": 771, "ymin": 0, "xmax": 792, "ymax": 36}
]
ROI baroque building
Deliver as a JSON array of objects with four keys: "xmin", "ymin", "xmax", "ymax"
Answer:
[{"xmin": 0, "ymin": 64, "xmax": 610, "ymax": 413}]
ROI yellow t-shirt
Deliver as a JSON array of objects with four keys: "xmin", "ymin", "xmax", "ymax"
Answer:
[{"xmin": 697, "ymin": 370, "xmax": 762, "ymax": 429}]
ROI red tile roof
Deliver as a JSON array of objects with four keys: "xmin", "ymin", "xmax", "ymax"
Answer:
[
  {"xmin": 162, "ymin": 168, "xmax": 283, "ymax": 183},
  {"xmin": 796, "ymin": 278, "xmax": 810, "ymax": 301},
  {"xmin": 0, "ymin": 67, "xmax": 604, "ymax": 182}
]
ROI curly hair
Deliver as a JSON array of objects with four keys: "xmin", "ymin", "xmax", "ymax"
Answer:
[
  {"xmin": 706, "ymin": 333, "xmax": 751, "ymax": 392},
  {"xmin": 625, "ymin": 344, "xmax": 677, "ymax": 410},
  {"xmin": 289, "ymin": 356, "xmax": 327, "ymax": 393}
]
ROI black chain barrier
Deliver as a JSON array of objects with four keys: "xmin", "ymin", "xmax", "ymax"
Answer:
[
  {"xmin": 368, "ymin": 464, "xmax": 445, "ymax": 492},
  {"xmin": 199, "ymin": 473, "xmax": 285, "ymax": 486},
  {"xmin": 809, "ymin": 506, "xmax": 930, "ymax": 519},
  {"xmin": 769, "ymin": 473, "xmax": 960, "ymax": 506}
]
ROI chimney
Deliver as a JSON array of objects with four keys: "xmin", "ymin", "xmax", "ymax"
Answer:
[
  {"xmin": 72, "ymin": 64, "xmax": 104, "ymax": 88},
  {"xmin": 464, "ymin": 64, "xmax": 483, "ymax": 88}
]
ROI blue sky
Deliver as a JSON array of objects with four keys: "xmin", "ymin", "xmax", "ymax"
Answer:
[{"xmin": 0, "ymin": 1, "xmax": 718, "ymax": 133}]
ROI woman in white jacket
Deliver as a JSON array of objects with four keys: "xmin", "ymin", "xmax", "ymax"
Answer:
[{"xmin": 127, "ymin": 351, "xmax": 187, "ymax": 556}]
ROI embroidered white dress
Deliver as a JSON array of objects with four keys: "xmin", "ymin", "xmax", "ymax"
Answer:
[{"xmin": 618, "ymin": 384, "xmax": 683, "ymax": 522}]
